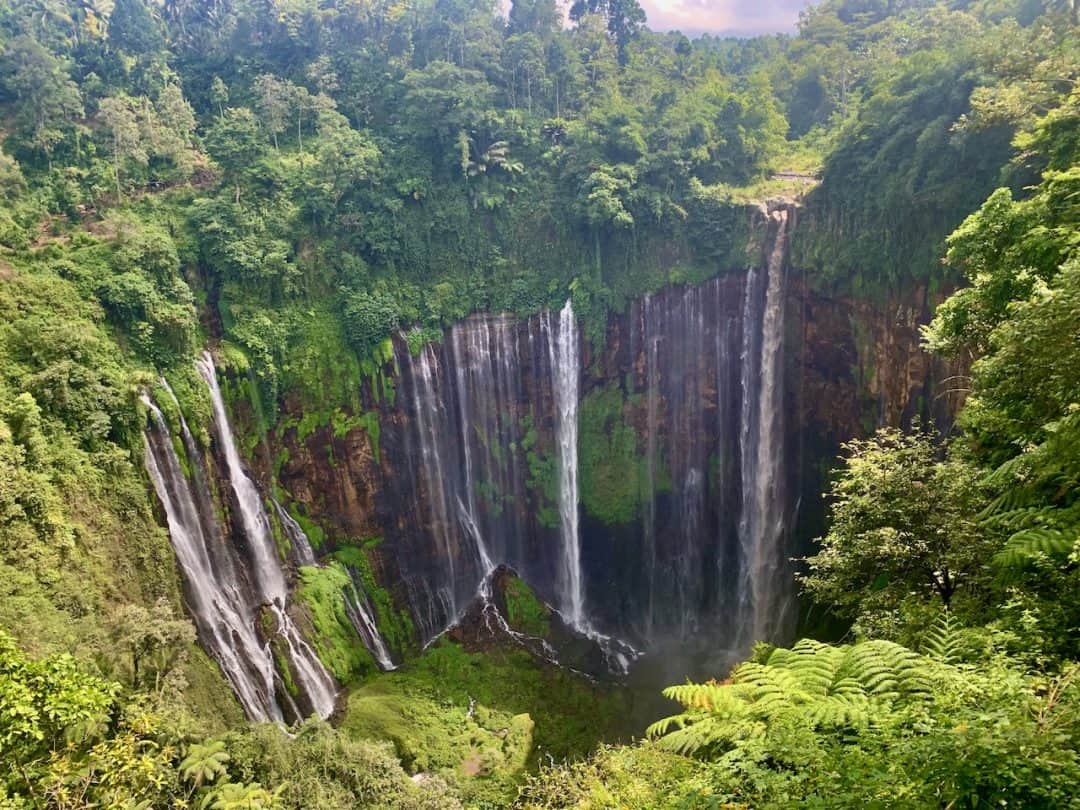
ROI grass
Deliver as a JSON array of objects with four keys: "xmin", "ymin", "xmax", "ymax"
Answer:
[{"xmin": 341, "ymin": 639, "xmax": 631, "ymax": 804}]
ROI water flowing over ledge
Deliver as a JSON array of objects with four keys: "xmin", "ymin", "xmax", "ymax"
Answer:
[
  {"xmin": 143, "ymin": 205, "xmax": 798, "ymax": 715},
  {"xmin": 143, "ymin": 354, "xmax": 397, "ymax": 721},
  {"xmin": 386, "ymin": 205, "xmax": 795, "ymax": 660}
]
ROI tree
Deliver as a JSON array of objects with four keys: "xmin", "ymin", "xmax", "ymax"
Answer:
[
  {"xmin": 154, "ymin": 83, "xmax": 199, "ymax": 172},
  {"xmin": 342, "ymin": 288, "xmax": 401, "ymax": 356},
  {"xmin": 204, "ymin": 108, "xmax": 269, "ymax": 202},
  {"xmin": 800, "ymin": 426, "xmax": 992, "ymax": 632},
  {"xmin": 402, "ymin": 61, "xmax": 497, "ymax": 158},
  {"xmin": 509, "ymin": 0, "xmax": 560, "ymax": 39},
  {"xmin": 253, "ymin": 74, "xmax": 292, "ymax": 150},
  {"xmin": 210, "ymin": 76, "xmax": 229, "ymax": 118},
  {"xmin": 301, "ymin": 110, "xmax": 381, "ymax": 227},
  {"xmin": 0, "ymin": 35, "xmax": 83, "ymax": 168},
  {"xmin": 505, "ymin": 33, "xmax": 546, "ymax": 112},
  {"xmin": 568, "ymin": 0, "xmax": 646, "ymax": 64},
  {"xmin": 98, "ymin": 94, "xmax": 148, "ymax": 200},
  {"xmin": 0, "ymin": 630, "xmax": 117, "ymax": 798},
  {"xmin": 109, "ymin": 599, "xmax": 195, "ymax": 693},
  {"xmin": 107, "ymin": 0, "xmax": 166, "ymax": 56},
  {"xmin": 180, "ymin": 740, "xmax": 230, "ymax": 789}
]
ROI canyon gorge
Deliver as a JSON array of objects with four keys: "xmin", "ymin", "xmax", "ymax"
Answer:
[{"xmin": 141, "ymin": 200, "xmax": 961, "ymax": 719}]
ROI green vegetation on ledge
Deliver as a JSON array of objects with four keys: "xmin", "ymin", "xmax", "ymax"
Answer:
[
  {"xmin": 503, "ymin": 578, "xmax": 551, "ymax": 637},
  {"xmin": 296, "ymin": 562, "xmax": 378, "ymax": 684},
  {"xmin": 341, "ymin": 639, "xmax": 630, "ymax": 805}
]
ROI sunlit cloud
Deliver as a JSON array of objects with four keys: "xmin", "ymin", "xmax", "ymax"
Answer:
[{"xmin": 638, "ymin": 0, "xmax": 809, "ymax": 35}]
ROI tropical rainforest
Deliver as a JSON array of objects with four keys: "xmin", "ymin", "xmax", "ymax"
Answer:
[{"xmin": 1, "ymin": 0, "xmax": 1079, "ymax": 807}]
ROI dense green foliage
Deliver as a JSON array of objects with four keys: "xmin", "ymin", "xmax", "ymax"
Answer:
[
  {"xmin": 799, "ymin": 425, "xmax": 996, "ymax": 639},
  {"xmin": 341, "ymin": 641, "xmax": 629, "ymax": 805},
  {"xmin": 1, "ymin": 0, "xmax": 1078, "ymax": 806},
  {"xmin": 525, "ymin": 642, "xmax": 1080, "ymax": 808}
]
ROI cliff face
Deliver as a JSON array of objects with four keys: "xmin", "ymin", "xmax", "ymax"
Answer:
[
  {"xmin": 786, "ymin": 276, "xmax": 968, "ymax": 550},
  {"xmin": 242, "ymin": 203, "xmax": 961, "ymax": 671}
]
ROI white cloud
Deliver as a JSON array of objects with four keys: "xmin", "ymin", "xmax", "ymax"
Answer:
[{"xmin": 638, "ymin": 0, "xmax": 807, "ymax": 35}]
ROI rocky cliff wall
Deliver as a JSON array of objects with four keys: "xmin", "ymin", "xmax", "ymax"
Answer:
[{"xmin": 238, "ymin": 203, "xmax": 964, "ymax": 669}]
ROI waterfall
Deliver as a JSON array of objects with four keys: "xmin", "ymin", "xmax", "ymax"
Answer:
[
  {"xmin": 272, "ymin": 499, "xmax": 317, "ymax": 567},
  {"xmin": 142, "ymin": 396, "xmax": 281, "ymax": 722},
  {"xmin": 388, "ymin": 209, "xmax": 793, "ymax": 660},
  {"xmin": 271, "ymin": 497, "xmax": 397, "ymax": 670},
  {"xmin": 195, "ymin": 351, "xmax": 338, "ymax": 720},
  {"xmin": 547, "ymin": 300, "xmax": 586, "ymax": 629},
  {"xmin": 642, "ymin": 294, "xmax": 660, "ymax": 640},
  {"xmin": 397, "ymin": 314, "xmax": 539, "ymax": 640},
  {"xmin": 595, "ymin": 207, "xmax": 792, "ymax": 655},
  {"xmin": 737, "ymin": 209, "xmax": 791, "ymax": 646},
  {"xmin": 400, "ymin": 343, "xmax": 467, "ymax": 638},
  {"xmin": 394, "ymin": 309, "xmax": 644, "ymax": 669},
  {"xmin": 343, "ymin": 581, "xmax": 397, "ymax": 671}
]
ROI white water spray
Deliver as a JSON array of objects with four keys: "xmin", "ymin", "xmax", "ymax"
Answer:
[
  {"xmin": 142, "ymin": 396, "xmax": 282, "ymax": 722},
  {"xmin": 196, "ymin": 351, "xmax": 338, "ymax": 719},
  {"xmin": 547, "ymin": 300, "xmax": 587, "ymax": 629}
]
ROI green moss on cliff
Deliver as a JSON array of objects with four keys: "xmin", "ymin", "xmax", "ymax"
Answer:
[
  {"xmin": 360, "ymin": 337, "xmax": 397, "ymax": 407},
  {"xmin": 504, "ymin": 578, "xmax": 550, "ymax": 637},
  {"xmin": 333, "ymin": 544, "xmax": 415, "ymax": 657},
  {"xmin": 520, "ymin": 414, "xmax": 559, "ymax": 530},
  {"xmin": 281, "ymin": 305, "xmax": 364, "ymax": 414},
  {"xmin": 578, "ymin": 384, "xmax": 645, "ymax": 526},
  {"xmin": 296, "ymin": 562, "xmax": 378, "ymax": 684}
]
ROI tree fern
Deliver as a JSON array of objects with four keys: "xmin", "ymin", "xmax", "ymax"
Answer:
[
  {"xmin": 981, "ymin": 411, "xmax": 1080, "ymax": 571},
  {"xmin": 648, "ymin": 639, "xmax": 939, "ymax": 757},
  {"xmin": 181, "ymin": 740, "xmax": 230, "ymax": 788}
]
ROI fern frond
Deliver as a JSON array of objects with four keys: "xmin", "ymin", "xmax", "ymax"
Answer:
[
  {"xmin": 922, "ymin": 609, "xmax": 962, "ymax": 665},
  {"xmin": 982, "ymin": 453, "xmax": 1028, "ymax": 490},
  {"xmin": 994, "ymin": 527, "xmax": 1076, "ymax": 569},
  {"xmin": 983, "ymin": 505, "xmax": 1059, "ymax": 531},
  {"xmin": 803, "ymin": 694, "xmax": 874, "ymax": 729},
  {"xmin": 650, "ymin": 639, "xmax": 941, "ymax": 757}
]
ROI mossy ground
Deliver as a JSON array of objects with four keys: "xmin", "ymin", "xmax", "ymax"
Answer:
[
  {"xmin": 296, "ymin": 562, "xmax": 378, "ymax": 684},
  {"xmin": 341, "ymin": 639, "xmax": 631, "ymax": 805},
  {"xmin": 503, "ymin": 578, "xmax": 550, "ymax": 637}
]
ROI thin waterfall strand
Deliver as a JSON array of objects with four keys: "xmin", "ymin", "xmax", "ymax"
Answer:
[
  {"xmin": 736, "ymin": 210, "xmax": 790, "ymax": 646},
  {"xmin": 196, "ymin": 351, "xmax": 338, "ymax": 719},
  {"xmin": 142, "ymin": 395, "xmax": 281, "ymax": 722},
  {"xmin": 548, "ymin": 301, "xmax": 586, "ymax": 629}
]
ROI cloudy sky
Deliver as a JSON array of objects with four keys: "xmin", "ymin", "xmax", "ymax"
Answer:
[{"xmin": 637, "ymin": 0, "xmax": 810, "ymax": 36}]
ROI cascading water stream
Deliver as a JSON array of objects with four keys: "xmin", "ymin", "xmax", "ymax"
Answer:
[
  {"xmin": 272, "ymin": 499, "xmax": 317, "ymax": 567},
  {"xmin": 401, "ymin": 343, "xmax": 467, "ymax": 638},
  {"xmin": 196, "ymin": 351, "xmax": 338, "ymax": 719},
  {"xmin": 737, "ymin": 208, "xmax": 791, "ymax": 647},
  {"xmin": 270, "ymin": 496, "xmax": 396, "ymax": 670},
  {"xmin": 547, "ymin": 300, "xmax": 586, "ymax": 629},
  {"xmin": 343, "ymin": 581, "xmax": 397, "ymax": 671},
  {"xmin": 142, "ymin": 395, "xmax": 282, "ymax": 722}
]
